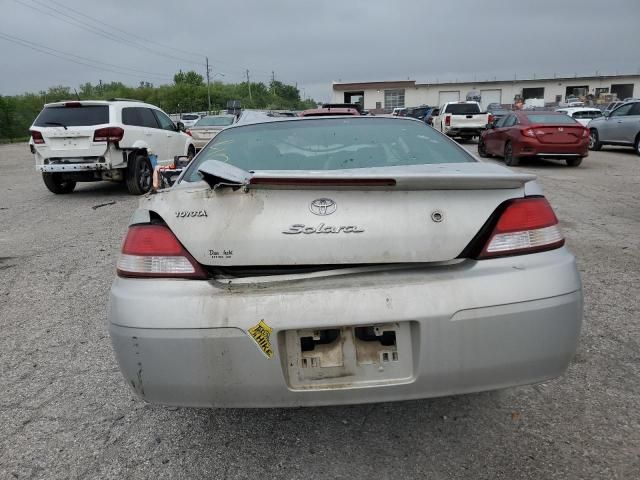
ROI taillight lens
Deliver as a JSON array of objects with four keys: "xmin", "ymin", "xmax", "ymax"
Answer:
[
  {"xmin": 94, "ymin": 127, "xmax": 124, "ymax": 142},
  {"xmin": 478, "ymin": 197, "xmax": 564, "ymax": 259},
  {"xmin": 581, "ymin": 128, "xmax": 589, "ymax": 138},
  {"xmin": 117, "ymin": 225, "xmax": 207, "ymax": 279},
  {"xmin": 445, "ymin": 115, "xmax": 451, "ymax": 126},
  {"xmin": 30, "ymin": 130, "xmax": 45, "ymax": 144},
  {"xmin": 186, "ymin": 129, "xmax": 192, "ymax": 136}
]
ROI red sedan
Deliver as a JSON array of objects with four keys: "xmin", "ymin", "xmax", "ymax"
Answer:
[{"xmin": 478, "ymin": 111, "xmax": 589, "ymax": 167}]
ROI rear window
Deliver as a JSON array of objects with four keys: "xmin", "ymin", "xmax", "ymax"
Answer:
[
  {"xmin": 572, "ymin": 111, "xmax": 602, "ymax": 119},
  {"xmin": 525, "ymin": 114, "xmax": 580, "ymax": 124},
  {"xmin": 181, "ymin": 114, "xmax": 200, "ymax": 120},
  {"xmin": 195, "ymin": 116, "xmax": 235, "ymax": 127},
  {"xmin": 184, "ymin": 118, "xmax": 473, "ymax": 182},
  {"xmin": 444, "ymin": 103, "xmax": 481, "ymax": 114},
  {"xmin": 33, "ymin": 105, "xmax": 109, "ymax": 127}
]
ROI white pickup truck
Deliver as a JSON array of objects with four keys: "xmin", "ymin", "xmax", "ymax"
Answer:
[{"xmin": 432, "ymin": 101, "xmax": 491, "ymax": 140}]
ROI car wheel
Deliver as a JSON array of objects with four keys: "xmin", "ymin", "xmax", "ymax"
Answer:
[
  {"xmin": 504, "ymin": 142, "xmax": 519, "ymax": 166},
  {"xmin": 566, "ymin": 158, "xmax": 583, "ymax": 167},
  {"xmin": 589, "ymin": 129, "xmax": 602, "ymax": 151},
  {"xmin": 187, "ymin": 145, "xmax": 196, "ymax": 160},
  {"xmin": 634, "ymin": 134, "xmax": 640, "ymax": 157},
  {"xmin": 42, "ymin": 173, "xmax": 76, "ymax": 194},
  {"xmin": 126, "ymin": 154, "xmax": 152, "ymax": 195},
  {"xmin": 477, "ymin": 138, "xmax": 490, "ymax": 158}
]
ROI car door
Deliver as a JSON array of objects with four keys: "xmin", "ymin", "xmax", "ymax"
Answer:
[
  {"xmin": 153, "ymin": 109, "xmax": 184, "ymax": 164},
  {"xmin": 616, "ymin": 102, "xmax": 640, "ymax": 144},
  {"xmin": 483, "ymin": 115, "xmax": 506, "ymax": 154},
  {"xmin": 601, "ymin": 103, "xmax": 635, "ymax": 143},
  {"xmin": 491, "ymin": 115, "xmax": 515, "ymax": 155},
  {"xmin": 121, "ymin": 107, "xmax": 155, "ymax": 150}
]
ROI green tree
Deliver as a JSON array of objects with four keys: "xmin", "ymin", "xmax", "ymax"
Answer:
[{"xmin": 174, "ymin": 70, "xmax": 204, "ymax": 86}]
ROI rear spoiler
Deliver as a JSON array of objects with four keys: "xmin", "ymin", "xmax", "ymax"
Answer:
[{"xmin": 197, "ymin": 160, "xmax": 535, "ymax": 191}]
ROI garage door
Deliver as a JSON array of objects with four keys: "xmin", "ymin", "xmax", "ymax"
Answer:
[
  {"xmin": 438, "ymin": 91, "xmax": 460, "ymax": 105},
  {"xmin": 480, "ymin": 89, "xmax": 502, "ymax": 110}
]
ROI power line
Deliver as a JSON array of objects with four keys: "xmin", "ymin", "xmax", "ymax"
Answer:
[
  {"xmin": 47, "ymin": 0, "xmax": 205, "ymax": 61},
  {"xmin": 0, "ymin": 32, "xmax": 173, "ymax": 81},
  {"xmin": 0, "ymin": 32, "xmax": 172, "ymax": 80},
  {"xmin": 12, "ymin": 0, "xmax": 205, "ymax": 67}
]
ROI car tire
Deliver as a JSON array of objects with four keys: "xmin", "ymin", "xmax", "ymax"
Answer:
[
  {"xmin": 589, "ymin": 129, "xmax": 602, "ymax": 151},
  {"xmin": 42, "ymin": 173, "xmax": 76, "ymax": 194},
  {"xmin": 504, "ymin": 142, "xmax": 519, "ymax": 166},
  {"xmin": 634, "ymin": 134, "xmax": 640, "ymax": 157},
  {"xmin": 187, "ymin": 145, "xmax": 195, "ymax": 160},
  {"xmin": 566, "ymin": 158, "xmax": 583, "ymax": 167},
  {"xmin": 477, "ymin": 138, "xmax": 490, "ymax": 158},
  {"xmin": 126, "ymin": 153, "xmax": 152, "ymax": 195}
]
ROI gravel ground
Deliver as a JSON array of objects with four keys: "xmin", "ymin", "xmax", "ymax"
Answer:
[{"xmin": 0, "ymin": 142, "xmax": 638, "ymax": 479}]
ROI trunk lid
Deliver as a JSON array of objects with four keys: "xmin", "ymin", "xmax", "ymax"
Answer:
[
  {"xmin": 143, "ymin": 163, "xmax": 535, "ymax": 266},
  {"xmin": 449, "ymin": 113, "xmax": 488, "ymax": 128},
  {"xmin": 189, "ymin": 127, "xmax": 223, "ymax": 141},
  {"xmin": 37, "ymin": 126, "xmax": 109, "ymax": 158},
  {"xmin": 532, "ymin": 124, "xmax": 584, "ymax": 144}
]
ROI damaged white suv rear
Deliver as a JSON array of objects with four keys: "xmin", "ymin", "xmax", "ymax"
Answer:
[
  {"xmin": 30, "ymin": 100, "xmax": 195, "ymax": 194},
  {"xmin": 108, "ymin": 115, "xmax": 582, "ymax": 408}
]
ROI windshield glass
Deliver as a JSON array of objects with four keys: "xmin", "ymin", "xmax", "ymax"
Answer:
[
  {"xmin": 195, "ymin": 116, "xmax": 235, "ymax": 127},
  {"xmin": 444, "ymin": 103, "xmax": 481, "ymax": 114},
  {"xmin": 525, "ymin": 114, "xmax": 580, "ymax": 124},
  {"xmin": 184, "ymin": 118, "xmax": 473, "ymax": 181},
  {"xmin": 181, "ymin": 114, "xmax": 199, "ymax": 120},
  {"xmin": 33, "ymin": 105, "xmax": 109, "ymax": 127}
]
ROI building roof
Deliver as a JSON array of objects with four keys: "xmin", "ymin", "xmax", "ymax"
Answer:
[
  {"xmin": 332, "ymin": 80, "xmax": 416, "ymax": 91},
  {"xmin": 332, "ymin": 74, "xmax": 640, "ymax": 91}
]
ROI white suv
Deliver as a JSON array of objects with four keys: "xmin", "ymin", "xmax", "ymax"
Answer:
[{"xmin": 29, "ymin": 99, "xmax": 195, "ymax": 195}]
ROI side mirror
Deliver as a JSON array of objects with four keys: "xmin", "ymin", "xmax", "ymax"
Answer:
[{"xmin": 176, "ymin": 121, "xmax": 186, "ymax": 132}]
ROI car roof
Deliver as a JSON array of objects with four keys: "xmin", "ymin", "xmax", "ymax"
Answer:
[
  {"xmin": 43, "ymin": 99, "xmax": 155, "ymax": 108},
  {"xmin": 556, "ymin": 107, "xmax": 602, "ymax": 113},
  {"xmin": 228, "ymin": 113, "xmax": 422, "ymax": 129},
  {"xmin": 300, "ymin": 107, "xmax": 360, "ymax": 117}
]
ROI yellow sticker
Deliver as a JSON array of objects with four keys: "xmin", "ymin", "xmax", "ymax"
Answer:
[{"xmin": 247, "ymin": 320, "xmax": 274, "ymax": 359}]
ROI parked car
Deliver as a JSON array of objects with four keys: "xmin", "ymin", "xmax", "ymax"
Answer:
[
  {"xmin": 588, "ymin": 101, "xmax": 640, "ymax": 155},
  {"xmin": 109, "ymin": 114, "xmax": 582, "ymax": 408},
  {"xmin": 432, "ymin": 101, "xmax": 491, "ymax": 140},
  {"xmin": 555, "ymin": 107, "xmax": 603, "ymax": 126},
  {"xmin": 299, "ymin": 107, "xmax": 360, "ymax": 117},
  {"xmin": 478, "ymin": 111, "xmax": 589, "ymax": 167},
  {"xmin": 180, "ymin": 113, "xmax": 201, "ymax": 128},
  {"xmin": 405, "ymin": 105, "xmax": 432, "ymax": 121},
  {"xmin": 187, "ymin": 114, "xmax": 236, "ymax": 150},
  {"xmin": 424, "ymin": 107, "xmax": 439, "ymax": 126},
  {"xmin": 486, "ymin": 104, "xmax": 511, "ymax": 123},
  {"xmin": 392, "ymin": 107, "xmax": 407, "ymax": 116},
  {"xmin": 29, "ymin": 100, "xmax": 195, "ymax": 194}
]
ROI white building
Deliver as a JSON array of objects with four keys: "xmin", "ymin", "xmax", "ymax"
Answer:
[{"xmin": 331, "ymin": 74, "xmax": 640, "ymax": 112}]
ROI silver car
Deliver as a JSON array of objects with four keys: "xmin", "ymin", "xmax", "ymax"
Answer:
[
  {"xmin": 187, "ymin": 114, "xmax": 236, "ymax": 150},
  {"xmin": 589, "ymin": 100, "xmax": 640, "ymax": 155},
  {"xmin": 109, "ymin": 115, "xmax": 583, "ymax": 408}
]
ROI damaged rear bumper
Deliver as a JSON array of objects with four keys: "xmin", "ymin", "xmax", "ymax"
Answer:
[{"xmin": 108, "ymin": 248, "xmax": 583, "ymax": 408}]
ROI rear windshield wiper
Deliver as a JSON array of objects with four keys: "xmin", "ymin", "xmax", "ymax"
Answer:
[{"xmin": 44, "ymin": 121, "xmax": 68, "ymax": 130}]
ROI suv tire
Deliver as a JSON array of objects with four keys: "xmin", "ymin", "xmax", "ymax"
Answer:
[
  {"xmin": 126, "ymin": 154, "xmax": 152, "ymax": 195},
  {"xmin": 589, "ymin": 129, "xmax": 602, "ymax": 151},
  {"xmin": 42, "ymin": 173, "xmax": 76, "ymax": 194}
]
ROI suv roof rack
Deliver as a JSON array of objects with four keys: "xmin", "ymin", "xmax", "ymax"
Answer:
[{"xmin": 107, "ymin": 98, "xmax": 144, "ymax": 102}]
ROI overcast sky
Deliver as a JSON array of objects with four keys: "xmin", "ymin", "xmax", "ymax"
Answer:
[{"xmin": 1, "ymin": 0, "xmax": 639, "ymax": 102}]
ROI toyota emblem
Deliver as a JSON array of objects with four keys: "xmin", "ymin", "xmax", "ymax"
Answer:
[{"xmin": 309, "ymin": 198, "xmax": 337, "ymax": 216}]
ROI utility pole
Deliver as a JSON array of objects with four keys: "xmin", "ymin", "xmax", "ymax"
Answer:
[
  {"xmin": 206, "ymin": 57, "xmax": 212, "ymax": 114},
  {"xmin": 246, "ymin": 69, "xmax": 252, "ymax": 102},
  {"xmin": 271, "ymin": 71, "xmax": 275, "ymax": 95}
]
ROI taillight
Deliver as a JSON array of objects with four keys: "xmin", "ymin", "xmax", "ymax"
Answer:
[
  {"xmin": 523, "ymin": 128, "xmax": 536, "ymax": 137},
  {"xmin": 64, "ymin": 102, "xmax": 81, "ymax": 108},
  {"xmin": 30, "ymin": 130, "xmax": 45, "ymax": 144},
  {"xmin": 116, "ymin": 225, "xmax": 207, "ymax": 279},
  {"xmin": 445, "ymin": 115, "xmax": 451, "ymax": 126},
  {"xmin": 186, "ymin": 129, "xmax": 192, "ymax": 136},
  {"xmin": 93, "ymin": 127, "xmax": 124, "ymax": 142},
  {"xmin": 477, "ymin": 197, "xmax": 564, "ymax": 259},
  {"xmin": 581, "ymin": 128, "xmax": 589, "ymax": 138}
]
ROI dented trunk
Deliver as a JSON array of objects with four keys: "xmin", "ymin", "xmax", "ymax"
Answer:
[{"xmin": 140, "ymin": 162, "xmax": 533, "ymax": 266}]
